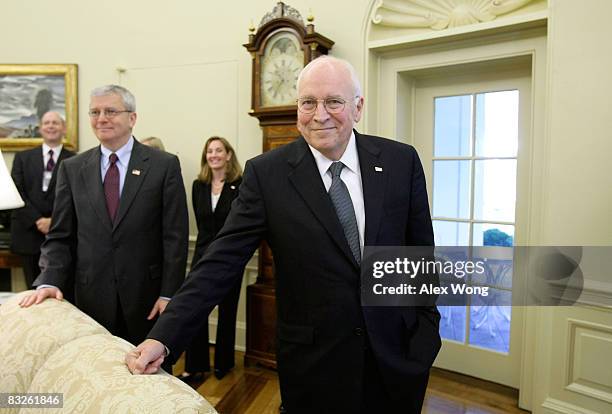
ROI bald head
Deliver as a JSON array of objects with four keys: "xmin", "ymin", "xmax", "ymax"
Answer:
[
  {"xmin": 39, "ymin": 111, "xmax": 66, "ymax": 147},
  {"xmin": 297, "ymin": 56, "xmax": 362, "ymax": 98}
]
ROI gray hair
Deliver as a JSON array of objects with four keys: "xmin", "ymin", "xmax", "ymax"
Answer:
[
  {"xmin": 90, "ymin": 84, "xmax": 136, "ymax": 112},
  {"xmin": 296, "ymin": 56, "xmax": 362, "ymax": 97}
]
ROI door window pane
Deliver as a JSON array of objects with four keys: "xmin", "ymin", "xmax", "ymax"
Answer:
[
  {"xmin": 434, "ymin": 95, "xmax": 472, "ymax": 157},
  {"xmin": 469, "ymin": 297, "xmax": 511, "ymax": 353},
  {"xmin": 433, "ymin": 160, "xmax": 471, "ymax": 219},
  {"xmin": 473, "ymin": 223, "xmax": 515, "ymax": 247},
  {"xmin": 433, "ymin": 220, "xmax": 469, "ymax": 246},
  {"xmin": 473, "ymin": 159, "xmax": 516, "ymax": 222},
  {"xmin": 475, "ymin": 90, "xmax": 518, "ymax": 157},
  {"xmin": 440, "ymin": 306, "xmax": 466, "ymax": 343}
]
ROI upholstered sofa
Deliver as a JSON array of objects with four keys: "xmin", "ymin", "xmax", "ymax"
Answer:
[{"xmin": 0, "ymin": 291, "xmax": 217, "ymax": 413}]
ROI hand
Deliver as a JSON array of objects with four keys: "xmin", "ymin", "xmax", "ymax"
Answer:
[
  {"xmin": 19, "ymin": 287, "xmax": 63, "ymax": 307},
  {"xmin": 125, "ymin": 339, "xmax": 166, "ymax": 375},
  {"xmin": 147, "ymin": 298, "xmax": 169, "ymax": 320},
  {"xmin": 35, "ymin": 217, "xmax": 52, "ymax": 235}
]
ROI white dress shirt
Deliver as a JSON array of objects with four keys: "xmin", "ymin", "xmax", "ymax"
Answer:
[
  {"xmin": 100, "ymin": 137, "xmax": 134, "ymax": 196},
  {"xmin": 41, "ymin": 143, "xmax": 63, "ymax": 192},
  {"xmin": 307, "ymin": 131, "xmax": 365, "ymax": 255}
]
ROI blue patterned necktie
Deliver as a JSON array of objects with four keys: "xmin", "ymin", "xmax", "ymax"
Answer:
[{"xmin": 328, "ymin": 162, "xmax": 361, "ymax": 264}]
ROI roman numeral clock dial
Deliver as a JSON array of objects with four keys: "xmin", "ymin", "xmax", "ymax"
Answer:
[{"xmin": 260, "ymin": 32, "xmax": 303, "ymax": 107}]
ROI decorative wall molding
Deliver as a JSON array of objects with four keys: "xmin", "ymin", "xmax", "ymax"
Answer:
[
  {"xmin": 371, "ymin": 0, "xmax": 535, "ymax": 30},
  {"xmin": 541, "ymin": 397, "xmax": 601, "ymax": 414},
  {"xmin": 566, "ymin": 318, "xmax": 612, "ymax": 404}
]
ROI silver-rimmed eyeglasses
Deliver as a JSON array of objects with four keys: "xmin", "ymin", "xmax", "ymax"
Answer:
[
  {"xmin": 88, "ymin": 109, "xmax": 132, "ymax": 119},
  {"xmin": 296, "ymin": 96, "xmax": 359, "ymax": 114}
]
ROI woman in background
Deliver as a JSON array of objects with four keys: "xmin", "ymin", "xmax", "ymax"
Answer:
[{"xmin": 177, "ymin": 136, "xmax": 243, "ymax": 383}]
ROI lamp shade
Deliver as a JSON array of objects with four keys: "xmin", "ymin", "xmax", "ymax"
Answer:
[{"xmin": 0, "ymin": 148, "xmax": 25, "ymax": 210}]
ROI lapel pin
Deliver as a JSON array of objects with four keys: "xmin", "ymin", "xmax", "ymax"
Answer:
[
  {"xmin": 132, "ymin": 169, "xmax": 141, "ymax": 176},
  {"xmin": 375, "ymin": 166, "xmax": 383, "ymax": 172},
  {"xmin": 230, "ymin": 185, "xmax": 236, "ymax": 190}
]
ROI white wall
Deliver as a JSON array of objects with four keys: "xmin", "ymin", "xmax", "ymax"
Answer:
[
  {"xmin": 1, "ymin": 0, "xmax": 371, "ymax": 349},
  {"xmin": 1, "ymin": 0, "xmax": 371, "ymax": 235}
]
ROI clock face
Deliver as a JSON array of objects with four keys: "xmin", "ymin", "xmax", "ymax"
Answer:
[{"xmin": 260, "ymin": 31, "xmax": 304, "ymax": 107}]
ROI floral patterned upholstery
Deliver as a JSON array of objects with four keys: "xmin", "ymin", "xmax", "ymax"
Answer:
[
  {"xmin": 0, "ymin": 292, "xmax": 216, "ymax": 414},
  {"xmin": 0, "ymin": 292, "xmax": 108, "ymax": 396}
]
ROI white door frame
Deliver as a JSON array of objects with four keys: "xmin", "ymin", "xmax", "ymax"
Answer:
[{"xmin": 365, "ymin": 26, "xmax": 548, "ymax": 410}]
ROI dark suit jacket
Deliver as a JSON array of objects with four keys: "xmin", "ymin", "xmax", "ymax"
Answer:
[
  {"xmin": 36, "ymin": 139, "xmax": 189, "ymax": 344},
  {"xmin": 10, "ymin": 146, "xmax": 75, "ymax": 255},
  {"xmin": 191, "ymin": 177, "xmax": 242, "ymax": 267},
  {"xmin": 148, "ymin": 132, "xmax": 441, "ymax": 412}
]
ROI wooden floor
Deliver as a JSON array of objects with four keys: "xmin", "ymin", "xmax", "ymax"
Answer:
[{"xmin": 172, "ymin": 349, "xmax": 529, "ymax": 414}]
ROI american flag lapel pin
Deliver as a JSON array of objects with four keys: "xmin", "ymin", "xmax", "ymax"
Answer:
[{"xmin": 132, "ymin": 169, "xmax": 141, "ymax": 176}]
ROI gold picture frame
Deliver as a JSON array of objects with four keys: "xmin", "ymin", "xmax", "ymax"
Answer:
[{"xmin": 0, "ymin": 64, "xmax": 78, "ymax": 152}]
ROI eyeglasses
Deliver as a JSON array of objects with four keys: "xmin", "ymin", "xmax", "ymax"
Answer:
[
  {"xmin": 296, "ymin": 96, "xmax": 358, "ymax": 114},
  {"xmin": 88, "ymin": 109, "xmax": 132, "ymax": 119}
]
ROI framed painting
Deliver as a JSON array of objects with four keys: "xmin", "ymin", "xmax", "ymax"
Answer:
[{"xmin": 0, "ymin": 64, "xmax": 78, "ymax": 152}]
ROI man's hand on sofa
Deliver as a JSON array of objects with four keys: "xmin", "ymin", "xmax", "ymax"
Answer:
[
  {"xmin": 18, "ymin": 287, "xmax": 64, "ymax": 307},
  {"xmin": 125, "ymin": 339, "xmax": 166, "ymax": 375}
]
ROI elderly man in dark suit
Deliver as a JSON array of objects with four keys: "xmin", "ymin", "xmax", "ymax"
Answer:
[
  {"xmin": 127, "ymin": 57, "xmax": 440, "ymax": 413},
  {"xmin": 20, "ymin": 85, "xmax": 189, "ymax": 348},
  {"xmin": 11, "ymin": 111, "xmax": 75, "ymax": 288}
]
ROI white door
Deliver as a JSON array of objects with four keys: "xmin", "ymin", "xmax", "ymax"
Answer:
[{"xmin": 414, "ymin": 63, "xmax": 531, "ymax": 387}]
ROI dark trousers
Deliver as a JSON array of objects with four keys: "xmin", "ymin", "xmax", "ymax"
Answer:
[
  {"xmin": 115, "ymin": 294, "xmax": 172, "ymax": 373},
  {"xmin": 20, "ymin": 253, "xmax": 41, "ymax": 289},
  {"xmin": 362, "ymin": 345, "xmax": 429, "ymax": 414},
  {"xmin": 184, "ymin": 277, "xmax": 242, "ymax": 372}
]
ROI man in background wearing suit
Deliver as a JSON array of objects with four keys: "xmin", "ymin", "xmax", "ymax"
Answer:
[
  {"xmin": 127, "ymin": 57, "xmax": 440, "ymax": 413},
  {"xmin": 11, "ymin": 111, "xmax": 75, "ymax": 288},
  {"xmin": 20, "ymin": 85, "xmax": 189, "ymax": 349}
]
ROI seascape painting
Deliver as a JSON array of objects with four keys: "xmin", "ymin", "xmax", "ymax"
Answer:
[
  {"xmin": 0, "ymin": 64, "xmax": 77, "ymax": 151},
  {"xmin": 0, "ymin": 75, "xmax": 66, "ymax": 139}
]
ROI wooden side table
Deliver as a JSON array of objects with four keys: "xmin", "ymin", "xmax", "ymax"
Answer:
[
  {"xmin": 0, "ymin": 249, "xmax": 22, "ymax": 268},
  {"xmin": 0, "ymin": 249, "xmax": 23, "ymax": 292}
]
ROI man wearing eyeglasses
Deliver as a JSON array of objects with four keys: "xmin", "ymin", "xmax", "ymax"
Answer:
[
  {"xmin": 20, "ymin": 85, "xmax": 189, "ymax": 355},
  {"xmin": 127, "ymin": 57, "xmax": 440, "ymax": 413}
]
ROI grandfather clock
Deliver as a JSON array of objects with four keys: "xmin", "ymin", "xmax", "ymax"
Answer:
[{"xmin": 243, "ymin": 2, "xmax": 333, "ymax": 368}]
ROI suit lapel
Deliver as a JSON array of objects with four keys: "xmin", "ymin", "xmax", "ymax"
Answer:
[
  {"xmin": 113, "ymin": 140, "xmax": 149, "ymax": 230},
  {"xmin": 30, "ymin": 148, "xmax": 44, "ymax": 195},
  {"xmin": 288, "ymin": 138, "xmax": 358, "ymax": 269},
  {"xmin": 81, "ymin": 148, "xmax": 113, "ymax": 231},
  {"xmin": 204, "ymin": 182, "xmax": 213, "ymax": 216},
  {"xmin": 356, "ymin": 131, "xmax": 385, "ymax": 247}
]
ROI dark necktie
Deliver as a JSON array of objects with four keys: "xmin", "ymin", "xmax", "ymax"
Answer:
[
  {"xmin": 328, "ymin": 162, "xmax": 361, "ymax": 264},
  {"xmin": 46, "ymin": 149, "xmax": 55, "ymax": 171},
  {"xmin": 104, "ymin": 153, "xmax": 120, "ymax": 223}
]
